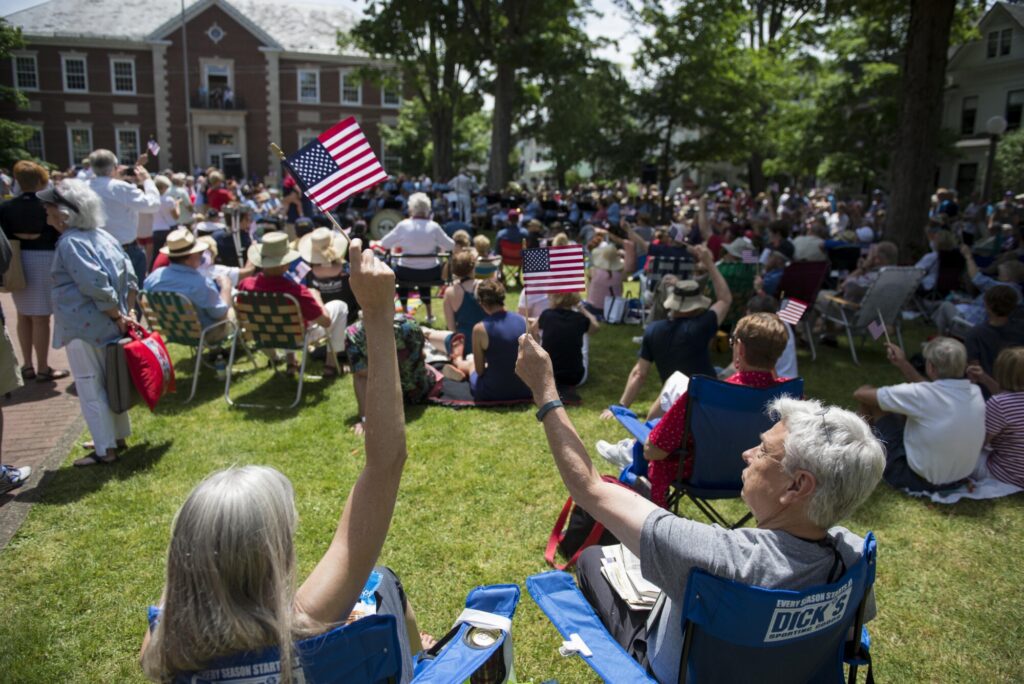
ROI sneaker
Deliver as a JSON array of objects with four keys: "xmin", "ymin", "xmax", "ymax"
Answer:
[
  {"xmin": 0, "ymin": 464, "xmax": 32, "ymax": 495},
  {"xmin": 596, "ymin": 438, "xmax": 635, "ymax": 469}
]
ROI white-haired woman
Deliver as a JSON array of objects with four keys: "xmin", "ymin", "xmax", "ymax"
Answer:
[
  {"xmin": 149, "ymin": 174, "xmax": 181, "ymax": 267},
  {"xmin": 379, "ymin": 192, "xmax": 454, "ymax": 324},
  {"xmin": 141, "ymin": 241, "xmax": 430, "ymax": 683},
  {"xmin": 39, "ymin": 179, "xmax": 138, "ymax": 467}
]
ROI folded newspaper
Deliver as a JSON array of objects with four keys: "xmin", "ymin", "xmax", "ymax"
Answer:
[{"xmin": 600, "ymin": 544, "xmax": 661, "ymax": 610}]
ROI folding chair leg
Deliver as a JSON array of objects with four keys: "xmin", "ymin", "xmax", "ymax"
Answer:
[
  {"xmin": 290, "ymin": 335, "xmax": 312, "ymax": 409},
  {"xmin": 224, "ymin": 332, "xmax": 239, "ymax": 407},
  {"xmin": 187, "ymin": 332, "xmax": 207, "ymax": 403},
  {"xmin": 896, "ymin": 319, "xmax": 905, "ymax": 351},
  {"xmin": 844, "ymin": 325, "xmax": 859, "ymax": 365},
  {"xmin": 804, "ymin": 319, "xmax": 817, "ymax": 361}
]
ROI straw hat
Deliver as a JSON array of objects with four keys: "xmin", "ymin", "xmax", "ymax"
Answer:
[
  {"xmin": 196, "ymin": 235, "xmax": 218, "ymax": 258},
  {"xmin": 664, "ymin": 280, "xmax": 711, "ymax": 314},
  {"xmin": 590, "ymin": 243, "xmax": 624, "ymax": 271},
  {"xmin": 247, "ymin": 232, "xmax": 300, "ymax": 268},
  {"xmin": 298, "ymin": 227, "xmax": 348, "ymax": 265},
  {"xmin": 160, "ymin": 228, "xmax": 207, "ymax": 257}
]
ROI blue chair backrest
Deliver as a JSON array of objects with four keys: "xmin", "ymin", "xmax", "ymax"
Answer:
[
  {"xmin": 149, "ymin": 608, "xmax": 403, "ymax": 684},
  {"xmin": 685, "ymin": 376, "xmax": 804, "ymax": 494},
  {"xmin": 680, "ymin": 532, "xmax": 876, "ymax": 684}
]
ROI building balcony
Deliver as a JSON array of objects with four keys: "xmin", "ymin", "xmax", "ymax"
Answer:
[{"xmin": 191, "ymin": 91, "xmax": 245, "ymax": 110}]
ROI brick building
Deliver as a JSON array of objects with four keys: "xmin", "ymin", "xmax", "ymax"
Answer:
[{"xmin": 0, "ymin": 0, "xmax": 401, "ymax": 181}]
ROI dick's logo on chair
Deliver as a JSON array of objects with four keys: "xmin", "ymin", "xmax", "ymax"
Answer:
[{"xmin": 763, "ymin": 578, "xmax": 852, "ymax": 643}]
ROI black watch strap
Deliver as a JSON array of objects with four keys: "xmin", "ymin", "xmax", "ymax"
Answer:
[{"xmin": 536, "ymin": 399, "xmax": 563, "ymax": 421}]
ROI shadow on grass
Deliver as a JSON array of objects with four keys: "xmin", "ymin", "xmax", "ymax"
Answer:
[
  {"xmin": 228, "ymin": 370, "xmax": 338, "ymax": 422},
  {"xmin": 16, "ymin": 440, "xmax": 172, "ymax": 506}
]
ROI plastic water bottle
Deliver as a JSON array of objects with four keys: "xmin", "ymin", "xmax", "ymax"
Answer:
[{"xmin": 215, "ymin": 358, "xmax": 226, "ymax": 380}]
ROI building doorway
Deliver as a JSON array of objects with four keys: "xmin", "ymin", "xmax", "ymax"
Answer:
[{"xmin": 207, "ymin": 131, "xmax": 237, "ymax": 171}]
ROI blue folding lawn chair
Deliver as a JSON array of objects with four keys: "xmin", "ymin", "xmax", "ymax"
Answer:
[
  {"xmin": 665, "ymin": 375, "xmax": 803, "ymax": 529},
  {"xmin": 526, "ymin": 532, "xmax": 877, "ymax": 684},
  {"xmin": 149, "ymin": 583, "xmax": 520, "ymax": 683}
]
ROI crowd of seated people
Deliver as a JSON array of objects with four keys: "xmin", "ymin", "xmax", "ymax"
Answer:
[{"xmin": 6, "ymin": 147, "xmax": 1024, "ymax": 682}]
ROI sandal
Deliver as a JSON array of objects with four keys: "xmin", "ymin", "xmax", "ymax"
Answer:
[
  {"xmin": 20, "ymin": 366, "xmax": 35, "ymax": 380},
  {"xmin": 36, "ymin": 367, "xmax": 71, "ymax": 382},
  {"xmin": 81, "ymin": 439, "xmax": 127, "ymax": 451},
  {"xmin": 73, "ymin": 451, "xmax": 118, "ymax": 468}
]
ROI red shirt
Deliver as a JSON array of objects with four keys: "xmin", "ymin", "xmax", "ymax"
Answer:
[
  {"xmin": 207, "ymin": 187, "xmax": 235, "ymax": 211},
  {"xmin": 646, "ymin": 370, "xmax": 789, "ymax": 507},
  {"xmin": 151, "ymin": 252, "xmax": 170, "ymax": 271},
  {"xmin": 237, "ymin": 273, "xmax": 324, "ymax": 325}
]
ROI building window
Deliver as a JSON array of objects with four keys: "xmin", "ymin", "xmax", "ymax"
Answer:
[
  {"xmin": 960, "ymin": 96, "xmax": 977, "ymax": 136},
  {"xmin": 115, "ymin": 127, "xmax": 140, "ymax": 162},
  {"xmin": 67, "ymin": 125, "xmax": 92, "ymax": 164},
  {"xmin": 298, "ymin": 69, "xmax": 320, "ymax": 104},
  {"xmin": 382, "ymin": 142, "xmax": 400, "ymax": 172},
  {"xmin": 13, "ymin": 54, "xmax": 38, "ymax": 91},
  {"xmin": 62, "ymin": 55, "xmax": 88, "ymax": 92},
  {"xmin": 988, "ymin": 29, "xmax": 1013, "ymax": 58},
  {"xmin": 298, "ymin": 131, "xmax": 318, "ymax": 148},
  {"xmin": 340, "ymin": 70, "xmax": 361, "ymax": 105},
  {"xmin": 382, "ymin": 81, "xmax": 401, "ymax": 107},
  {"xmin": 24, "ymin": 125, "xmax": 44, "ymax": 159},
  {"xmin": 1007, "ymin": 90, "xmax": 1024, "ymax": 131},
  {"xmin": 110, "ymin": 58, "xmax": 136, "ymax": 94}
]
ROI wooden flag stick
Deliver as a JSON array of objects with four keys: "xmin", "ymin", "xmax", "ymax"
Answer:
[
  {"xmin": 269, "ymin": 142, "xmax": 347, "ymax": 235},
  {"xmin": 877, "ymin": 308, "xmax": 892, "ymax": 347}
]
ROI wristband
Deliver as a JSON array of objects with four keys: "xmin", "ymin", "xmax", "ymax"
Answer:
[{"xmin": 535, "ymin": 399, "xmax": 563, "ymax": 422}]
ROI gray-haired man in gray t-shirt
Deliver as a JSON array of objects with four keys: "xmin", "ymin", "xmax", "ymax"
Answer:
[{"xmin": 515, "ymin": 334, "xmax": 885, "ymax": 684}]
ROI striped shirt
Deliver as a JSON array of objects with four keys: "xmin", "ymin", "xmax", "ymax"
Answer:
[{"xmin": 985, "ymin": 391, "xmax": 1024, "ymax": 488}]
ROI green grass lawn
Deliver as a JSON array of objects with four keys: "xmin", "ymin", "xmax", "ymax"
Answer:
[{"xmin": 0, "ymin": 305, "xmax": 1021, "ymax": 682}]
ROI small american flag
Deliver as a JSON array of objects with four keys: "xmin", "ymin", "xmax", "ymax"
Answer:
[
  {"xmin": 742, "ymin": 249, "xmax": 758, "ymax": 264},
  {"xmin": 777, "ymin": 298, "xmax": 808, "ymax": 326},
  {"xmin": 147, "ymin": 139, "xmax": 160, "ymax": 156},
  {"xmin": 283, "ymin": 117, "xmax": 387, "ymax": 212},
  {"xmin": 867, "ymin": 319, "xmax": 886, "ymax": 340},
  {"xmin": 523, "ymin": 245, "xmax": 586, "ymax": 295}
]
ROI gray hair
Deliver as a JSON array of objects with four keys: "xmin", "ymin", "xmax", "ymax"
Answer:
[
  {"xmin": 88, "ymin": 149, "xmax": 118, "ymax": 177},
  {"xmin": 141, "ymin": 466, "xmax": 324, "ymax": 683},
  {"xmin": 408, "ymin": 192, "xmax": 432, "ymax": 218},
  {"xmin": 769, "ymin": 397, "xmax": 885, "ymax": 529},
  {"xmin": 56, "ymin": 179, "xmax": 106, "ymax": 229},
  {"xmin": 923, "ymin": 336, "xmax": 967, "ymax": 379},
  {"xmin": 153, "ymin": 174, "xmax": 171, "ymax": 194}
]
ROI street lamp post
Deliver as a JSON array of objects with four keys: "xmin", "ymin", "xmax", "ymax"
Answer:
[{"xmin": 982, "ymin": 115, "xmax": 1008, "ymax": 203}]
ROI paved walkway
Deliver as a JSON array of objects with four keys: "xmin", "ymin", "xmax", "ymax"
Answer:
[{"xmin": 0, "ymin": 292, "xmax": 84, "ymax": 550}]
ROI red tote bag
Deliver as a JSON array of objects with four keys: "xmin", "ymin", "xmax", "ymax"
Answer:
[{"xmin": 122, "ymin": 323, "xmax": 176, "ymax": 411}]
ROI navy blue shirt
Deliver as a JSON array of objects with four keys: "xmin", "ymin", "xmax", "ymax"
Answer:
[{"xmin": 639, "ymin": 310, "xmax": 718, "ymax": 381}]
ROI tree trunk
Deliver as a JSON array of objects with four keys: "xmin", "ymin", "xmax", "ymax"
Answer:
[
  {"xmin": 488, "ymin": 62, "xmax": 516, "ymax": 189},
  {"xmin": 747, "ymin": 152, "xmax": 766, "ymax": 196},
  {"xmin": 431, "ymin": 107, "xmax": 454, "ymax": 181},
  {"xmin": 886, "ymin": 0, "xmax": 956, "ymax": 262}
]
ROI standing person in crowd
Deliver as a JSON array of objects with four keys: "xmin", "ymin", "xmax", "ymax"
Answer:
[
  {"xmin": 0, "ymin": 229, "xmax": 31, "ymax": 493},
  {"xmin": 449, "ymin": 168, "xmax": 474, "ymax": 222},
  {"xmin": 168, "ymin": 173, "xmax": 194, "ymax": 227},
  {"xmin": 514, "ymin": 334, "xmax": 882, "ymax": 684},
  {"xmin": 205, "ymin": 171, "xmax": 234, "ymax": 212},
  {"xmin": 150, "ymin": 175, "xmax": 181, "ymax": 266},
  {"xmin": 969, "ymin": 347, "xmax": 1024, "ymax": 488},
  {"xmin": 854, "ymin": 338, "xmax": 985, "ymax": 493},
  {"xmin": 599, "ymin": 245, "xmax": 731, "ymax": 420},
  {"xmin": 379, "ymin": 192, "xmax": 454, "ymax": 325},
  {"xmin": 0, "ymin": 161, "xmax": 68, "ymax": 382},
  {"xmin": 238, "ymin": 234, "xmax": 347, "ymax": 378},
  {"xmin": 141, "ymin": 240, "xmax": 432, "ymax": 683},
  {"xmin": 87, "ymin": 149, "xmax": 159, "ymax": 284},
  {"xmin": 584, "ymin": 243, "xmax": 624, "ymax": 317},
  {"xmin": 41, "ymin": 179, "xmax": 138, "ymax": 467}
]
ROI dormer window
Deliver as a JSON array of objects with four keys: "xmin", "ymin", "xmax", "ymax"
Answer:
[{"xmin": 987, "ymin": 28, "xmax": 1011, "ymax": 58}]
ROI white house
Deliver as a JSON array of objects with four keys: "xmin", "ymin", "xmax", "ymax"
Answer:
[{"xmin": 940, "ymin": 2, "xmax": 1024, "ymax": 199}]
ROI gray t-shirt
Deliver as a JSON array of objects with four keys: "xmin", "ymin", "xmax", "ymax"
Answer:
[{"xmin": 640, "ymin": 509, "xmax": 875, "ymax": 684}]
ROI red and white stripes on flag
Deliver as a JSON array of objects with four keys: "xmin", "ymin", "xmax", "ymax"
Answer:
[
  {"xmin": 741, "ymin": 249, "xmax": 758, "ymax": 265},
  {"xmin": 283, "ymin": 117, "xmax": 388, "ymax": 212},
  {"xmin": 777, "ymin": 298, "xmax": 809, "ymax": 326},
  {"xmin": 522, "ymin": 245, "xmax": 586, "ymax": 295}
]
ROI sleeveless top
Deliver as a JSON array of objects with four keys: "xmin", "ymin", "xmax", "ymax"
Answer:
[
  {"xmin": 453, "ymin": 279, "xmax": 486, "ymax": 340},
  {"xmin": 472, "ymin": 310, "xmax": 532, "ymax": 402}
]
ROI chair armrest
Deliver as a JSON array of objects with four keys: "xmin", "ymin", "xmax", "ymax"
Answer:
[{"xmin": 822, "ymin": 293, "xmax": 861, "ymax": 309}]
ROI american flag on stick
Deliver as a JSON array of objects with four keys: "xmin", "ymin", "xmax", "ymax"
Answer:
[
  {"xmin": 147, "ymin": 139, "xmax": 160, "ymax": 156},
  {"xmin": 523, "ymin": 245, "xmax": 586, "ymax": 295},
  {"xmin": 742, "ymin": 249, "xmax": 758, "ymax": 265},
  {"xmin": 777, "ymin": 298, "xmax": 808, "ymax": 326},
  {"xmin": 282, "ymin": 117, "xmax": 387, "ymax": 212}
]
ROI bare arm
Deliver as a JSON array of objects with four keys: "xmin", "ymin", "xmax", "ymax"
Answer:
[
  {"xmin": 853, "ymin": 385, "xmax": 879, "ymax": 410},
  {"xmin": 472, "ymin": 321, "xmax": 487, "ymax": 377},
  {"xmin": 689, "ymin": 244, "xmax": 731, "ymax": 325},
  {"xmin": 697, "ymin": 197, "xmax": 710, "ymax": 240},
  {"xmin": 886, "ymin": 343, "xmax": 926, "ymax": 383},
  {"xmin": 961, "ymin": 244, "xmax": 979, "ymax": 280},
  {"xmin": 619, "ymin": 359, "xmax": 652, "ymax": 409},
  {"xmin": 516, "ymin": 335, "xmax": 656, "ymax": 554},
  {"xmin": 444, "ymin": 287, "xmax": 460, "ymax": 333},
  {"xmin": 295, "ymin": 240, "xmax": 407, "ymax": 624}
]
